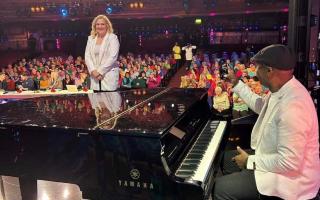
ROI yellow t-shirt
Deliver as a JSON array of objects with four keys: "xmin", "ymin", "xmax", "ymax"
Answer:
[{"xmin": 172, "ymin": 45, "xmax": 181, "ymax": 60}]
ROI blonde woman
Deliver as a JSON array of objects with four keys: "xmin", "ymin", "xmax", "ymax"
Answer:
[
  {"xmin": 85, "ymin": 15, "xmax": 120, "ymax": 91},
  {"xmin": 213, "ymin": 86, "xmax": 230, "ymax": 113}
]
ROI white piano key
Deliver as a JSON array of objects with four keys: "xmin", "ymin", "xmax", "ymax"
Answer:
[{"xmin": 191, "ymin": 121, "xmax": 227, "ymax": 183}]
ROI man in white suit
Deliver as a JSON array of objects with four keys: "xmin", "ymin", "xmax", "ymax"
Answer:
[
  {"xmin": 85, "ymin": 15, "xmax": 120, "ymax": 91},
  {"xmin": 213, "ymin": 44, "xmax": 320, "ymax": 200}
]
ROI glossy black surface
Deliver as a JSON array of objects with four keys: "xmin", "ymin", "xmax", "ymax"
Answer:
[
  {"xmin": 0, "ymin": 88, "xmax": 207, "ymax": 136},
  {"xmin": 0, "ymin": 88, "xmax": 217, "ymax": 200}
]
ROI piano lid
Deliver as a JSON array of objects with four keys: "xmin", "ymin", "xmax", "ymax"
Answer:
[{"xmin": 0, "ymin": 88, "xmax": 208, "ymax": 136}]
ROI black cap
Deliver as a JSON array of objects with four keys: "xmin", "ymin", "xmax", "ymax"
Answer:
[{"xmin": 251, "ymin": 44, "xmax": 296, "ymax": 70}]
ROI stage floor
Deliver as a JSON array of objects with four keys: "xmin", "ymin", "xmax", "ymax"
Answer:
[{"xmin": 0, "ymin": 176, "xmax": 84, "ymax": 200}]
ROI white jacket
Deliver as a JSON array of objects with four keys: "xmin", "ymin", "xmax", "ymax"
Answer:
[
  {"xmin": 233, "ymin": 77, "xmax": 320, "ymax": 200},
  {"xmin": 88, "ymin": 92, "xmax": 122, "ymax": 114},
  {"xmin": 85, "ymin": 33, "xmax": 119, "ymax": 91}
]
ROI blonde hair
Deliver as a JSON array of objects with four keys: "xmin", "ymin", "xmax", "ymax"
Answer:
[
  {"xmin": 215, "ymin": 86, "xmax": 223, "ymax": 94},
  {"xmin": 90, "ymin": 14, "xmax": 114, "ymax": 38}
]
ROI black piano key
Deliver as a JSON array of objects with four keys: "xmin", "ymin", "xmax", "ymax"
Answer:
[
  {"xmin": 175, "ymin": 121, "xmax": 223, "ymax": 180},
  {"xmin": 200, "ymin": 130, "xmax": 213, "ymax": 135},
  {"xmin": 197, "ymin": 139, "xmax": 211, "ymax": 143},
  {"xmin": 194, "ymin": 147, "xmax": 208, "ymax": 151},
  {"xmin": 176, "ymin": 171, "xmax": 194, "ymax": 177},
  {"xmin": 180, "ymin": 164, "xmax": 198, "ymax": 170},
  {"xmin": 189, "ymin": 150, "xmax": 206, "ymax": 155},
  {"xmin": 195, "ymin": 140, "xmax": 210, "ymax": 144},
  {"xmin": 200, "ymin": 134, "xmax": 211, "ymax": 138},
  {"xmin": 186, "ymin": 153, "xmax": 203, "ymax": 159},
  {"xmin": 197, "ymin": 138, "xmax": 211, "ymax": 143},
  {"xmin": 192, "ymin": 145, "xmax": 208, "ymax": 151},
  {"xmin": 183, "ymin": 159, "xmax": 200, "ymax": 164},
  {"xmin": 176, "ymin": 174, "xmax": 192, "ymax": 179},
  {"xmin": 198, "ymin": 134, "xmax": 211, "ymax": 138},
  {"xmin": 201, "ymin": 136, "xmax": 212, "ymax": 140}
]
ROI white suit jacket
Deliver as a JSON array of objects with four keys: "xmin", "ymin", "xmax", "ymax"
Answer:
[
  {"xmin": 85, "ymin": 33, "xmax": 119, "ymax": 91},
  {"xmin": 233, "ymin": 77, "xmax": 320, "ymax": 200}
]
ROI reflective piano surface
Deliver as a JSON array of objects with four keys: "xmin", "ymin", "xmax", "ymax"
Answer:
[{"xmin": 0, "ymin": 88, "xmax": 228, "ymax": 200}]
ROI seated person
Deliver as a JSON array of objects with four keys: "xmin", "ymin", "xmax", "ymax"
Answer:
[
  {"xmin": 63, "ymin": 74, "xmax": 75, "ymax": 90},
  {"xmin": 19, "ymin": 74, "xmax": 35, "ymax": 91},
  {"xmin": 147, "ymin": 72, "xmax": 160, "ymax": 88},
  {"xmin": 39, "ymin": 74, "xmax": 50, "ymax": 90},
  {"xmin": 131, "ymin": 72, "xmax": 147, "ymax": 88},
  {"xmin": 232, "ymin": 92, "xmax": 249, "ymax": 118},
  {"xmin": 5, "ymin": 75, "xmax": 16, "ymax": 91},
  {"xmin": 121, "ymin": 72, "xmax": 132, "ymax": 88},
  {"xmin": 198, "ymin": 73, "xmax": 207, "ymax": 88},
  {"xmin": 0, "ymin": 73, "xmax": 6, "ymax": 91},
  {"xmin": 213, "ymin": 86, "xmax": 230, "ymax": 114},
  {"xmin": 213, "ymin": 44, "xmax": 320, "ymax": 200},
  {"xmin": 180, "ymin": 76, "xmax": 188, "ymax": 88}
]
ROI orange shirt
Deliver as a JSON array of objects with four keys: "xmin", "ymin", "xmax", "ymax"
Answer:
[{"xmin": 40, "ymin": 79, "xmax": 50, "ymax": 89}]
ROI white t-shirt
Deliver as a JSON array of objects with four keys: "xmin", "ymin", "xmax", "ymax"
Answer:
[{"xmin": 182, "ymin": 45, "xmax": 196, "ymax": 60}]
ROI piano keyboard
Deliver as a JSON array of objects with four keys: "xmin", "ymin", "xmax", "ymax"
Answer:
[{"xmin": 175, "ymin": 120, "xmax": 227, "ymax": 184}]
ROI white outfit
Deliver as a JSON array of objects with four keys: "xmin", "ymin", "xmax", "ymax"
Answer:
[
  {"xmin": 233, "ymin": 77, "xmax": 320, "ymax": 200},
  {"xmin": 182, "ymin": 45, "xmax": 196, "ymax": 61},
  {"xmin": 85, "ymin": 33, "xmax": 120, "ymax": 91},
  {"xmin": 88, "ymin": 92, "xmax": 122, "ymax": 114}
]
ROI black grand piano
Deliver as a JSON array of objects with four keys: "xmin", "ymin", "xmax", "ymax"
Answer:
[{"xmin": 0, "ymin": 88, "xmax": 228, "ymax": 200}]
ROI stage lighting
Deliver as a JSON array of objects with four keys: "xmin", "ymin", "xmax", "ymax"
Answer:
[
  {"xmin": 60, "ymin": 7, "xmax": 68, "ymax": 17},
  {"xmin": 105, "ymin": 6, "xmax": 113, "ymax": 14},
  {"xmin": 195, "ymin": 18, "xmax": 202, "ymax": 25}
]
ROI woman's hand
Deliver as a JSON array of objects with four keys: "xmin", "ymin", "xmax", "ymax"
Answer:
[{"xmin": 91, "ymin": 70, "xmax": 103, "ymax": 81}]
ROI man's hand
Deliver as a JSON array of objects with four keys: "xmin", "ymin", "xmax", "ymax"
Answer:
[
  {"xmin": 232, "ymin": 146, "xmax": 249, "ymax": 169},
  {"xmin": 228, "ymin": 69, "xmax": 240, "ymax": 86}
]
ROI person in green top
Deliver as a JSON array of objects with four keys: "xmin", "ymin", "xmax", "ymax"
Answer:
[{"xmin": 232, "ymin": 92, "xmax": 249, "ymax": 118}]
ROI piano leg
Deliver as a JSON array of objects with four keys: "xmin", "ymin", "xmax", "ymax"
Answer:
[{"xmin": 19, "ymin": 178, "xmax": 37, "ymax": 200}]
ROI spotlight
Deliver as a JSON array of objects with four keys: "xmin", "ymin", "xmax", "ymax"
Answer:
[
  {"xmin": 195, "ymin": 18, "xmax": 202, "ymax": 25},
  {"xmin": 105, "ymin": 6, "xmax": 113, "ymax": 14},
  {"xmin": 60, "ymin": 7, "xmax": 68, "ymax": 17}
]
